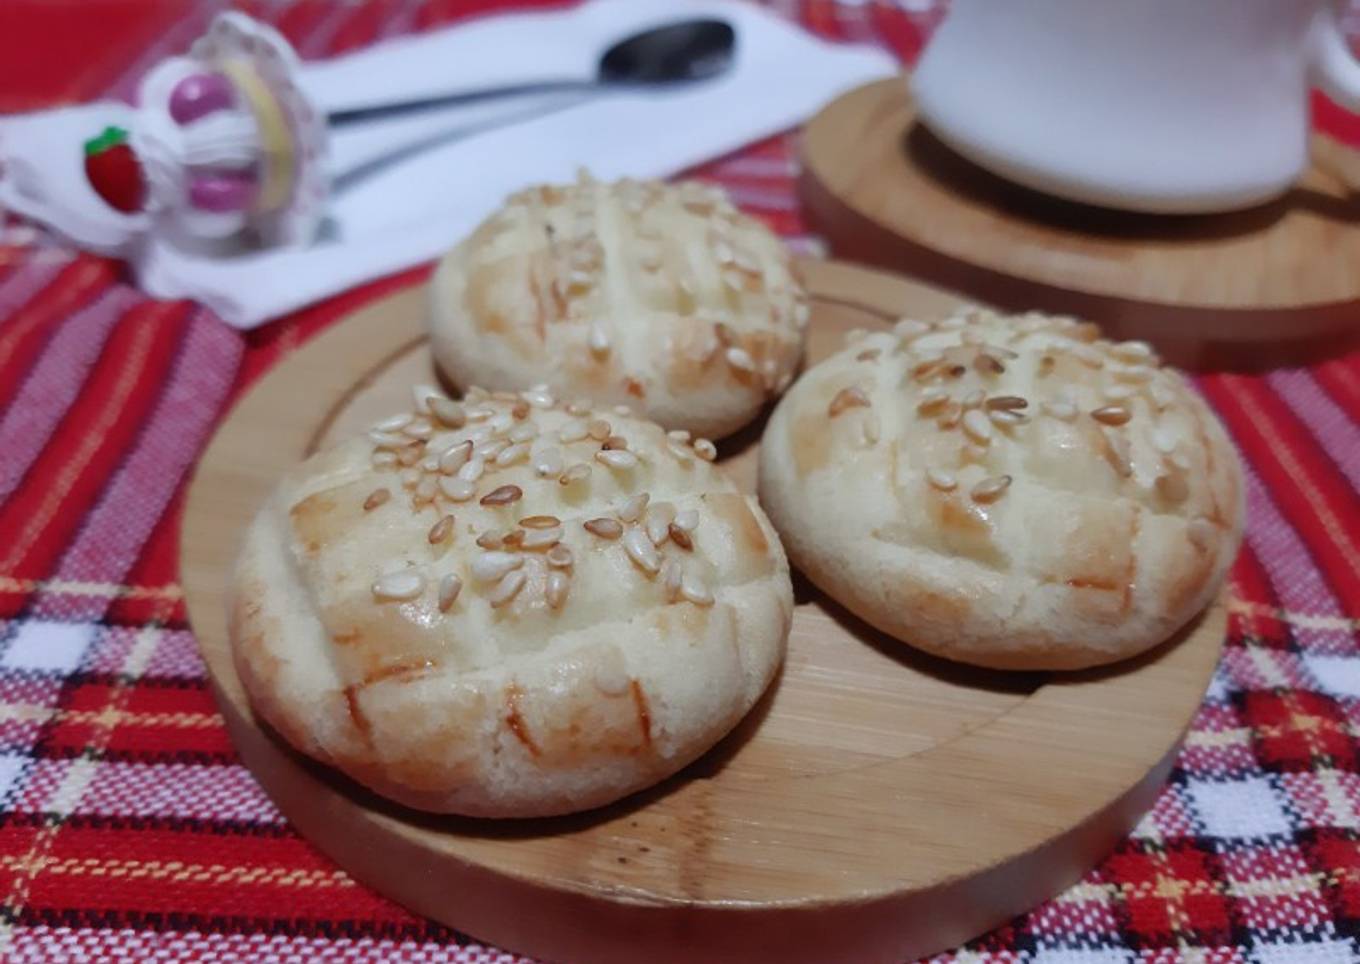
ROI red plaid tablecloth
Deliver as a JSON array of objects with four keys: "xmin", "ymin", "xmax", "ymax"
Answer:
[{"xmin": 2, "ymin": 2, "xmax": 1360, "ymax": 961}]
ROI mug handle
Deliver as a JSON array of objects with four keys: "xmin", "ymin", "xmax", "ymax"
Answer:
[{"xmin": 1310, "ymin": 1, "xmax": 1360, "ymax": 109}]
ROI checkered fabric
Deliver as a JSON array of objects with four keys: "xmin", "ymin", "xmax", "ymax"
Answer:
[{"xmin": 1, "ymin": 1, "xmax": 1359, "ymax": 961}]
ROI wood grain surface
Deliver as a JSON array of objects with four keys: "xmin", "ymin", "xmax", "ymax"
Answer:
[
  {"xmin": 800, "ymin": 79, "xmax": 1360, "ymax": 370},
  {"xmin": 180, "ymin": 259, "xmax": 1226, "ymax": 964}
]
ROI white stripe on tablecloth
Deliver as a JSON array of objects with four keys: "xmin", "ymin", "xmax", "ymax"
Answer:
[
  {"xmin": 31, "ymin": 309, "xmax": 242, "ymax": 623},
  {"xmin": 1238, "ymin": 458, "xmax": 1354, "ymax": 652},
  {"xmin": 1268, "ymin": 369, "xmax": 1360, "ymax": 494},
  {"xmin": 0, "ymin": 288, "xmax": 137, "ymax": 505}
]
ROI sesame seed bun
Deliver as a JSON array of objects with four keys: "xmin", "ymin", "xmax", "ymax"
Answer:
[
  {"xmin": 428, "ymin": 174, "xmax": 808, "ymax": 440},
  {"xmin": 757, "ymin": 310, "xmax": 1243, "ymax": 671},
  {"xmin": 230, "ymin": 386, "xmax": 792, "ymax": 817}
]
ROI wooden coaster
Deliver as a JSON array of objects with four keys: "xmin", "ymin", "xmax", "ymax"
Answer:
[
  {"xmin": 800, "ymin": 78, "xmax": 1360, "ymax": 369},
  {"xmin": 180, "ymin": 260, "xmax": 1225, "ymax": 964}
]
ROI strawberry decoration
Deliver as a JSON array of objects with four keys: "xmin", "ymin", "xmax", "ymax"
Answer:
[{"xmin": 83, "ymin": 126, "xmax": 147, "ymax": 214}]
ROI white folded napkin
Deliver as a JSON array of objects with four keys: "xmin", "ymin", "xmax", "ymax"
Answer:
[{"xmin": 0, "ymin": 0, "xmax": 893, "ymax": 328}]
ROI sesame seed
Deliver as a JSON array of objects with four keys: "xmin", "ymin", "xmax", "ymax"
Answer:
[
  {"xmin": 828, "ymin": 386, "xmax": 871, "ymax": 417},
  {"xmin": 1071, "ymin": 345, "xmax": 1104, "ymax": 368},
  {"xmin": 438, "ymin": 476, "xmax": 477, "ymax": 502},
  {"xmin": 546, "ymin": 545, "xmax": 574, "ymax": 569},
  {"xmin": 613, "ymin": 404, "xmax": 632, "ymax": 417},
  {"xmin": 457, "ymin": 457, "xmax": 486, "ymax": 483},
  {"xmin": 926, "ymin": 469, "xmax": 957, "ymax": 491},
  {"xmin": 373, "ymin": 413, "xmax": 413, "ymax": 433},
  {"xmin": 502, "ymin": 528, "xmax": 525, "ymax": 548},
  {"xmin": 413, "ymin": 477, "xmax": 437, "ymax": 505},
  {"xmin": 476, "ymin": 439, "xmax": 510, "ymax": 463},
  {"xmin": 1104, "ymin": 384, "xmax": 1137, "ymax": 401},
  {"xmin": 667, "ymin": 441, "xmax": 694, "ymax": 464},
  {"xmin": 912, "ymin": 359, "xmax": 947, "ymax": 382},
  {"xmin": 645, "ymin": 502, "xmax": 675, "ymax": 545},
  {"xmin": 422, "ymin": 456, "xmax": 439, "ymax": 472},
  {"xmin": 673, "ymin": 509, "xmax": 699, "ymax": 532},
  {"xmin": 962, "ymin": 389, "xmax": 985, "ymax": 409},
  {"xmin": 971, "ymin": 475, "xmax": 1012, "ymax": 503},
  {"xmin": 511, "ymin": 400, "xmax": 531, "ymax": 420},
  {"xmin": 566, "ymin": 399, "xmax": 592, "ymax": 416},
  {"xmin": 372, "ymin": 450, "xmax": 398, "ymax": 469},
  {"xmin": 400, "ymin": 468, "xmax": 420, "ymax": 489},
  {"xmin": 475, "ymin": 530, "xmax": 504, "ymax": 550},
  {"xmin": 488, "ymin": 569, "xmax": 527, "ymax": 608},
  {"xmin": 1103, "ymin": 432, "xmax": 1133, "ymax": 477},
  {"xmin": 480, "ymin": 484, "xmax": 523, "ymax": 507},
  {"xmin": 680, "ymin": 572, "xmax": 714, "ymax": 606},
  {"xmin": 495, "ymin": 442, "xmax": 530, "ymax": 466},
  {"xmin": 623, "ymin": 527, "xmax": 661, "ymax": 573},
  {"xmin": 520, "ymin": 526, "xmax": 563, "ymax": 550},
  {"xmin": 667, "ymin": 429, "xmax": 691, "ymax": 443},
  {"xmin": 596, "ymin": 449, "xmax": 639, "ymax": 470},
  {"xmin": 471, "ymin": 551, "xmax": 523, "ymax": 582},
  {"xmin": 861, "ymin": 412, "xmax": 881, "ymax": 445},
  {"xmin": 1112, "ymin": 340, "xmax": 1155, "ymax": 363},
  {"xmin": 1152, "ymin": 426, "xmax": 1178, "ymax": 454},
  {"xmin": 466, "ymin": 405, "xmax": 495, "ymax": 422},
  {"xmin": 428, "ymin": 515, "xmax": 455, "ymax": 544},
  {"xmin": 491, "ymin": 391, "xmax": 518, "ymax": 403},
  {"xmin": 587, "ymin": 419, "xmax": 611, "ymax": 441},
  {"xmin": 937, "ymin": 401, "xmax": 963, "ymax": 429},
  {"xmin": 397, "ymin": 442, "xmax": 425, "ymax": 467},
  {"xmin": 372, "ymin": 570, "xmax": 424, "ymax": 602},
  {"xmin": 726, "ymin": 346, "xmax": 757, "ymax": 373},
  {"xmin": 519, "ymin": 515, "xmax": 561, "ymax": 529},
  {"xmin": 1156, "ymin": 472, "xmax": 1189, "ymax": 502},
  {"xmin": 618, "ymin": 493, "xmax": 649, "ymax": 523},
  {"xmin": 668, "ymin": 523, "xmax": 693, "ymax": 550},
  {"xmin": 989, "ymin": 408, "xmax": 1029, "ymax": 427},
  {"xmin": 437, "ymin": 574, "xmax": 462, "ymax": 612},
  {"xmin": 508, "ymin": 423, "xmax": 536, "ymax": 444},
  {"xmin": 558, "ymin": 420, "xmax": 589, "ymax": 444},
  {"xmin": 986, "ymin": 395, "xmax": 1028, "ymax": 411},
  {"xmin": 428, "ymin": 397, "xmax": 466, "ymax": 429},
  {"xmin": 588, "ymin": 323, "xmax": 611, "ymax": 357},
  {"xmin": 973, "ymin": 351, "xmax": 1006, "ymax": 375},
  {"xmin": 661, "ymin": 558, "xmax": 684, "ymax": 602},
  {"xmin": 1092, "ymin": 405, "xmax": 1132, "ymax": 426},
  {"xmin": 962, "ymin": 409, "xmax": 994, "ymax": 444},
  {"xmin": 1113, "ymin": 364, "xmax": 1155, "ymax": 385},
  {"xmin": 694, "ymin": 438, "xmax": 717, "ymax": 461},
  {"xmin": 585, "ymin": 517, "xmax": 624, "ymax": 539},
  {"xmin": 560, "ymin": 463, "xmax": 592, "ymax": 485},
  {"xmin": 363, "ymin": 488, "xmax": 390, "ymax": 511},
  {"xmin": 523, "ymin": 389, "xmax": 555, "ymax": 409},
  {"xmin": 894, "ymin": 317, "xmax": 931, "ymax": 338},
  {"xmin": 917, "ymin": 389, "xmax": 950, "ymax": 415},
  {"xmin": 602, "ymin": 435, "xmax": 628, "ymax": 451},
  {"xmin": 1187, "ymin": 517, "xmax": 1215, "ymax": 549},
  {"xmin": 403, "ymin": 418, "xmax": 434, "ymax": 440},
  {"xmin": 545, "ymin": 571, "xmax": 569, "ymax": 610},
  {"xmin": 412, "ymin": 384, "xmax": 441, "ymax": 413},
  {"xmin": 857, "ymin": 348, "xmax": 882, "ymax": 362}
]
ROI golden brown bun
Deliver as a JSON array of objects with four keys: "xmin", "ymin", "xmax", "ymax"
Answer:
[
  {"xmin": 231, "ymin": 386, "xmax": 792, "ymax": 816},
  {"xmin": 429, "ymin": 174, "xmax": 808, "ymax": 439},
  {"xmin": 758, "ymin": 310, "xmax": 1243, "ymax": 671}
]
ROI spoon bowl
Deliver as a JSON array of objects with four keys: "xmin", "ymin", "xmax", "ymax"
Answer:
[{"xmin": 598, "ymin": 19, "xmax": 737, "ymax": 85}]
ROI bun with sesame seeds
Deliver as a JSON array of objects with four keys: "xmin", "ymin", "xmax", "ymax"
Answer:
[
  {"xmin": 757, "ymin": 310, "xmax": 1244, "ymax": 671},
  {"xmin": 229, "ymin": 385, "xmax": 792, "ymax": 817},
  {"xmin": 428, "ymin": 173, "xmax": 808, "ymax": 440}
]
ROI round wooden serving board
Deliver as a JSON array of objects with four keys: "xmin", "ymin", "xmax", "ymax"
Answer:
[
  {"xmin": 801, "ymin": 78, "xmax": 1360, "ymax": 369},
  {"xmin": 181, "ymin": 260, "xmax": 1225, "ymax": 964}
]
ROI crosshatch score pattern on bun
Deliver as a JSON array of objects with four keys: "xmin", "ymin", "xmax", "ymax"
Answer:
[
  {"xmin": 429, "ymin": 173, "xmax": 809, "ymax": 440},
  {"xmin": 758, "ymin": 309, "xmax": 1244, "ymax": 671},
  {"xmin": 231, "ymin": 385, "xmax": 793, "ymax": 817}
]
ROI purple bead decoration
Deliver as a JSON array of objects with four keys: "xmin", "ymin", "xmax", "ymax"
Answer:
[
  {"xmin": 168, "ymin": 72, "xmax": 236, "ymax": 125},
  {"xmin": 188, "ymin": 171, "xmax": 258, "ymax": 212}
]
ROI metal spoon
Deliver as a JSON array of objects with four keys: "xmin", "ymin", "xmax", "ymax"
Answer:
[{"xmin": 328, "ymin": 19, "xmax": 736, "ymax": 127}]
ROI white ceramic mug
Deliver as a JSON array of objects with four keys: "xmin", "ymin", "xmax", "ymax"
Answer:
[{"xmin": 911, "ymin": 0, "xmax": 1360, "ymax": 213}]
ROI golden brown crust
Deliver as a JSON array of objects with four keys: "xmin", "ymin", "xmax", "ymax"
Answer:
[
  {"xmin": 759, "ymin": 309, "xmax": 1244, "ymax": 671},
  {"xmin": 429, "ymin": 174, "xmax": 809, "ymax": 439},
  {"xmin": 230, "ymin": 386, "xmax": 792, "ymax": 816}
]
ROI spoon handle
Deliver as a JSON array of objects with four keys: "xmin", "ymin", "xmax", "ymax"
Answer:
[{"xmin": 328, "ymin": 79, "xmax": 595, "ymax": 127}]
